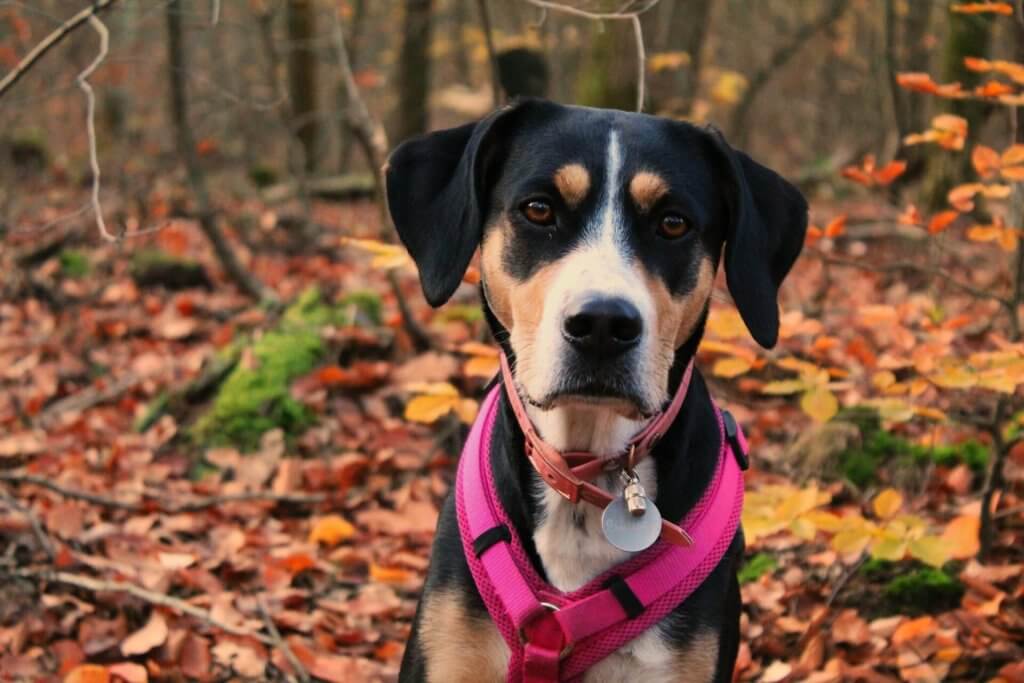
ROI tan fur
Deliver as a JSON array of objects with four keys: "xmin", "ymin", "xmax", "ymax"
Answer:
[
  {"xmin": 555, "ymin": 163, "xmax": 591, "ymax": 208},
  {"xmin": 583, "ymin": 629, "xmax": 720, "ymax": 683},
  {"xmin": 629, "ymin": 171, "xmax": 669, "ymax": 213},
  {"xmin": 420, "ymin": 590, "xmax": 508, "ymax": 682},
  {"xmin": 481, "ymin": 222, "xmax": 563, "ymax": 396},
  {"xmin": 640, "ymin": 259, "xmax": 715, "ymax": 390}
]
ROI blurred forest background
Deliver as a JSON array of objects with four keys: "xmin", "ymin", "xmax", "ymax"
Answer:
[{"xmin": 1, "ymin": 1, "xmax": 1024, "ymax": 682}]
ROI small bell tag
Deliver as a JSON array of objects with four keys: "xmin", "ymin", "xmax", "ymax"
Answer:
[{"xmin": 601, "ymin": 470, "xmax": 662, "ymax": 552}]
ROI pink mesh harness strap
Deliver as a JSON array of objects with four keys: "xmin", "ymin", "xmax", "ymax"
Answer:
[{"xmin": 455, "ymin": 384, "xmax": 747, "ymax": 682}]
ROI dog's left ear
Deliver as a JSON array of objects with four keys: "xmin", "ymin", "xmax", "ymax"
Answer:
[
  {"xmin": 707, "ymin": 130, "xmax": 808, "ymax": 348},
  {"xmin": 385, "ymin": 99, "xmax": 545, "ymax": 307}
]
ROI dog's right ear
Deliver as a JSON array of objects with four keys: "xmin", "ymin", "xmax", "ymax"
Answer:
[{"xmin": 385, "ymin": 100, "xmax": 536, "ymax": 307}]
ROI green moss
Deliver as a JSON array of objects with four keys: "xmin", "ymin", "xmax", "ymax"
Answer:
[
  {"xmin": 191, "ymin": 288, "xmax": 335, "ymax": 450},
  {"xmin": 248, "ymin": 164, "xmax": 278, "ymax": 188},
  {"xmin": 883, "ymin": 567, "xmax": 964, "ymax": 614},
  {"xmin": 338, "ymin": 290, "xmax": 382, "ymax": 326},
  {"xmin": 58, "ymin": 249, "xmax": 90, "ymax": 278},
  {"xmin": 435, "ymin": 304, "xmax": 484, "ymax": 324},
  {"xmin": 839, "ymin": 416, "xmax": 988, "ymax": 488},
  {"xmin": 738, "ymin": 552, "xmax": 777, "ymax": 584}
]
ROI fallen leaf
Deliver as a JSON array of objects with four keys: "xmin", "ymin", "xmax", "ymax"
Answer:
[
  {"xmin": 309, "ymin": 515, "xmax": 356, "ymax": 546},
  {"xmin": 121, "ymin": 612, "xmax": 168, "ymax": 656}
]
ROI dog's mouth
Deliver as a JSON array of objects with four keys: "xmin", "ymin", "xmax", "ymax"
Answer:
[{"xmin": 525, "ymin": 379, "xmax": 655, "ymax": 419}]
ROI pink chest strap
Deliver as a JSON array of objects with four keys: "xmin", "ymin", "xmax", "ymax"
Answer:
[{"xmin": 454, "ymin": 383, "xmax": 747, "ymax": 682}]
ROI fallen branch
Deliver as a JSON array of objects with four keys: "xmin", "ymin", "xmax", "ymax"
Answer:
[
  {"xmin": 79, "ymin": 14, "xmax": 117, "ymax": 242},
  {"xmin": 0, "ymin": 0, "xmax": 120, "ymax": 99},
  {"xmin": 0, "ymin": 472, "xmax": 328, "ymax": 513},
  {"xmin": 0, "ymin": 486, "xmax": 56, "ymax": 560},
  {"xmin": 388, "ymin": 269, "xmax": 433, "ymax": 352},
  {"xmin": 6, "ymin": 567, "xmax": 275, "ymax": 646},
  {"xmin": 257, "ymin": 595, "xmax": 310, "ymax": 683},
  {"xmin": 35, "ymin": 373, "xmax": 138, "ymax": 426}
]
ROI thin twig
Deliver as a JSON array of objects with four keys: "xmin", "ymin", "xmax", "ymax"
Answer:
[
  {"xmin": 522, "ymin": 0, "xmax": 658, "ymax": 21},
  {"xmin": 825, "ymin": 552, "xmax": 866, "ymax": 607},
  {"xmin": 257, "ymin": 595, "xmax": 310, "ymax": 683},
  {"xmin": 0, "ymin": 473, "xmax": 328, "ymax": 513},
  {"xmin": 0, "ymin": 486, "xmax": 56, "ymax": 560},
  {"xmin": 79, "ymin": 14, "xmax": 118, "ymax": 242},
  {"xmin": 0, "ymin": 0, "xmax": 120, "ymax": 99},
  {"xmin": 6, "ymin": 567, "xmax": 275, "ymax": 646},
  {"xmin": 631, "ymin": 13, "xmax": 645, "ymax": 112}
]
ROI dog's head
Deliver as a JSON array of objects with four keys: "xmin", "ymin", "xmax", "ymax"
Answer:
[{"xmin": 386, "ymin": 100, "xmax": 806, "ymax": 425}]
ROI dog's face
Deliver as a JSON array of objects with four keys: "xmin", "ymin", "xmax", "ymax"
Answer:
[{"xmin": 387, "ymin": 100, "xmax": 807, "ymax": 419}]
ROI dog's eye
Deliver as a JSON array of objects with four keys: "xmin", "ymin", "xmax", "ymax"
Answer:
[
  {"xmin": 657, "ymin": 214, "xmax": 689, "ymax": 239},
  {"xmin": 521, "ymin": 200, "xmax": 555, "ymax": 226}
]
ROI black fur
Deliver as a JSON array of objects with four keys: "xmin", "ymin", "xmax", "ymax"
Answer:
[{"xmin": 388, "ymin": 100, "xmax": 806, "ymax": 682}]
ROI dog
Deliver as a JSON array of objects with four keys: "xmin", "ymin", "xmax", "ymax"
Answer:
[{"xmin": 385, "ymin": 99, "xmax": 807, "ymax": 682}]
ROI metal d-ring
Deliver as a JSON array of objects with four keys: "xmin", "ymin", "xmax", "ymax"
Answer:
[{"xmin": 518, "ymin": 602, "xmax": 574, "ymax": 659}]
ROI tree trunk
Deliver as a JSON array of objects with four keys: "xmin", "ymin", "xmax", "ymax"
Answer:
[
  {"xmin": 647, "ymin": 0, "xmax": 713, "ymax": 117},
  {"xmin": 165, "ymin": 0, "xmax": 274, "ymax": 302},
  {"xmin": 287, "ymin": 0, "xmax": 318, "ymax": 172},
  {"xmin": 921, "ymin": 11, "xmax": 994, "ymax": 209},
  {"xmin": 575, "ymin": 19, "xmax": 636, "ymax": 111},
  {"xmin": 394, "ymin": 0, "xmax": 433, "ymax": 143},
  {"xmin": 885, "ymin": 0, "xmax": 934, "ymax": 188}
]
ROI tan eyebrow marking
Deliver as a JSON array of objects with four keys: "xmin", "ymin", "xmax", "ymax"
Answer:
[
  {"xmin": 629, "ymin": 171, "xmax": 669, "ymax": 213},
  {"xmin": 553, "ymin": 163, "xmax": 591, "ymax": 208}
]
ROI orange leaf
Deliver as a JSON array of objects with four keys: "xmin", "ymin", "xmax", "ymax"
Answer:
[
  {"xmin": 964, "ymin": 56, "xmax": 993, "ymax": 72},
  {"xmin": 898, "ymin": 204, "xmax": 923, "ymax": 226},
  {"xmin": 1001, "ymin": 144, "xmax": 1024, "ymax": 165},
  {"xmin": 942, "ymin": 515, "xmax": 980, "ymax": 559},
  {"xmin": 1000, "ymin": 165, "xmax": 1024, "ymax": 180},
  {"xmin": 892, "ymin": 615, "xmax": 938, "ymax": 645},
  {"xmin": 64, "ymin": 665, "xmax": 110, "ymax": 683},
  {"xmin": 805, "ymin": 225, "xmax": 823, "ymax": 247},
  {"xmin": 840, "ymin": 166, "xmax": 874, "ymax": 186},
  {"xmin": 317, "ymin": 365, "xmax": 348, "ymax": 386},
  {"xmin": 873, "ymin": 160, "xmax": 907, "ymax": 185},
  {"xmin": 928, "ymin": 210, "xmax": 959, "ymax": 234},
  {"xmin": 121, "ymin": 612, "xmax": 168, "ymax": 656},
  {"xmin": 972, "ymin": 144, "xmax": 1001, "ymax": 178},
  {"xmin": 824, "ymin": 214, "xmax": 847, "ymax": 237},
  {"xmin": 309, "ymin": 515, "xmax": 356, "ymax": 546},
  {"xmin": 951, "ymin": 2, "xmax": 1013, "ymax": 14},
  {"xmin": 872, "ymin": 488, "xmax": 904, "ymax": 518},
  {"xmin": 896, "ymin": 72, "xmax": 939, "ymax": 94},
  {"xmin": 976, "ymin": 80, "xmax": 1016, "ymax": 97},
  {"xmin": 369, "ymin": 563, "xmax": 417, "ymax": 584}
]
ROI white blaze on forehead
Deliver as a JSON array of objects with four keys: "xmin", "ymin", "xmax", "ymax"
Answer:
[{"xmin": 519, "ymin": 128, "xmax": 663, "ymax": 454}]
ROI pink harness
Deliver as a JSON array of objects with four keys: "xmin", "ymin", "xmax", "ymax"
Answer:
[{"xmin": 455, "ymin": 381, "xmax": 747, "ymax": 682}]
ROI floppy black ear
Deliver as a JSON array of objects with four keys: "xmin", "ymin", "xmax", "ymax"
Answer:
[
  {"xmin": 709, "ymin": 131, "xmax": 808, "ymax": 348},
  {"xmin": 385, "ymin": 102, "xmax": 532, "ymax": 307}
]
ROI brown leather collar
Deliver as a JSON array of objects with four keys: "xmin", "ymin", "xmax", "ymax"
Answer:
[{"xmin": 498, "ymin": 353, "xmax": 695, "ymax": 547}]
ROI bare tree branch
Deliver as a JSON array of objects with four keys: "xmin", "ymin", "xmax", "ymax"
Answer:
[
  {"xmin": 476, "ymin": 0, "xmax": 502, "ymax": 108},
  {"xmin": 0, "ymin": 0, "xmax": 120, "ymax": 99}
]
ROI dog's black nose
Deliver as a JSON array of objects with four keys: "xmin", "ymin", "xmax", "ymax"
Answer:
[{"xmin": 562, "ymin": 297, "xmax": 643, "ymax": 357}]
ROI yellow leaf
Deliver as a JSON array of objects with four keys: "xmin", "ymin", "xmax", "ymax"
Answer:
[
  {"xmin": 929, "ymin": 362, "xmax": 976, "ymax": 389},
  {"xmin": 870, "ymin": 535, "xmax": 908, "ymax": 561},
  {"xmin": 761, "ymin": 379, "xmax": 807, "ymax": 395},
  {"xmin": 909, "ymin": 535, "xmax": 951, "ymax": 568},
  {"xmin": 710, "ymin": 70, "xmax": 748, "ymax": 104},
  {"xmin": 706, "ymin": 308, "xmax": 747, "ymax": 340},
  {"xmin": 455, "ymin": 398, "xmax": 479, "ymax": 424},
  {"xmin": 339, "ymin": 237, "xmax": 413, "ymax": 270},
  {"xmin": 873, "ymin": 488, "xmax": 904, "ymax": 519},
  {"xmin": 405, "ymin": 394, "xmax": 460, "ymax": 423},
  {"xmin": 647, "ymin": 50, "xmax": 691, "ymax": 72},
  {"xmin": 309, "ymin": 514, "xmax": 356, "ymax": 546},
  {"xmin": 801, "ymin": 386, "xmax": 838, "ymax": 422},
  {"xmin": 802, "ymin": 510, "xmax": 844, "ymax": 533},
  {"xmin": 872, "ymin": 371, "xmax": 897, "ymax": 390},
  {"xmin": 941, "ymin": 515, "xmax": 980, "ymax": 559},
  {"xmin": 832, "ymin": 527, "xmax": 873, "ymax": 558},
  {"xmin": 712, "ymin": 357, "xmax": 752, "ymax": 378},
  {"xmin": 464, "ymin": 354, "xmax": 500, "ymax": 378}
]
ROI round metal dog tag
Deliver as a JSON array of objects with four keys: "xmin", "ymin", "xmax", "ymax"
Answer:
[{"xmin": 601, "ymin": 495, "xmax": 662, "ymax": 552}]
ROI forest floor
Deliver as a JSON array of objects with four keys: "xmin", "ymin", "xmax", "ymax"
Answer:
[{"xmin": 0, "ymin": 185, "xmax": 1022, "ymax": 683}]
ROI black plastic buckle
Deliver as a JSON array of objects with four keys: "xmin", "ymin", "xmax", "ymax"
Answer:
[{"xmin": 722, "ymin": 410, "xmax": 749, "ymax": 471}]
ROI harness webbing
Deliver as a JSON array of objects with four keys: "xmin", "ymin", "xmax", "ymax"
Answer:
[{"xmin": 455, "ymin": 384, "xmax": 747, "ymax": 682}]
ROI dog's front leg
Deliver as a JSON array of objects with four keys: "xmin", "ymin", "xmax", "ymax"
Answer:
[{"xmin": 410, "ymin": 589, "xmax": 509, "ymax": 683}]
